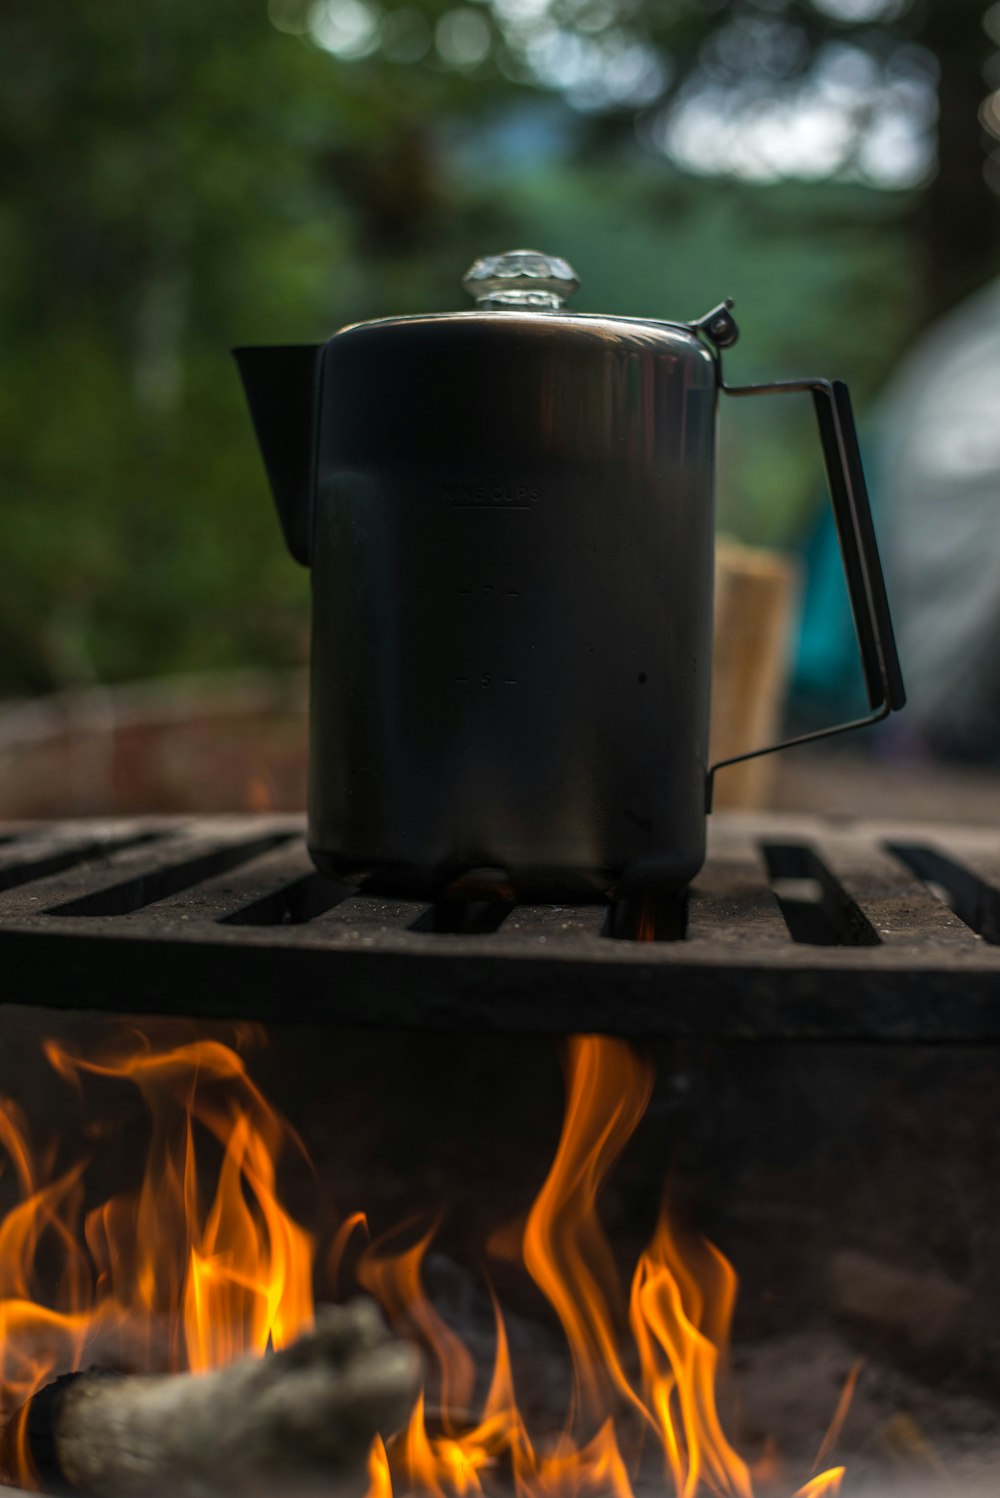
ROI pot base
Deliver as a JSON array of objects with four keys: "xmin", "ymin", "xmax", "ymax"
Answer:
[{"xmin": 308, "ymin": 848, "xmax": 705, "ymax": 903}]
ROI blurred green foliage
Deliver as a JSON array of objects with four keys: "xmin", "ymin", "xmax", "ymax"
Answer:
[{"xmin": 0, "ymin": 0, "xmax": 987, "ymax": 694}]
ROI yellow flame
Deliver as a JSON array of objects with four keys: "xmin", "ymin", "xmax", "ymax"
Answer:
[
  {"xmin": 0, "ymin": 1036, "xmax": 313, "ymax": 1486},
  {"xmin": 369, "ymin": 1433, "xmax": 395, "ymax": 1498},
  {"xmin": 363, "ymin": 1037, "xmax": 856, "ymax": 1498},
  {"xmin": 0, "ymin": 1031, "xmax": 857, "ymax": 1498},
  {"xmin": 794, "ymin": 1469, "xmax": 845, "ymax": 1497},
  {"xmin": 629, "ymin": 1214, "xmax": 752, "ymax": 1498}
]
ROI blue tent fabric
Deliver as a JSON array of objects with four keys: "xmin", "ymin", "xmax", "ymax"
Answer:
[
  {"xmin": 791, "ymin": 469, "xmax": 874, "ymax": 723},
  {"xmin": 791, "ymin": 276, "xmax": 1000, "ymax": 757}
]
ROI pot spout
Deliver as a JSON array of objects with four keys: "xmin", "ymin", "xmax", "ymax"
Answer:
[{"xmin": 233, "ymin": 344, "xmax": 321, "ymax": 566}]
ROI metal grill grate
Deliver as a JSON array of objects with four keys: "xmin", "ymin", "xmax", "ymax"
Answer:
[{"xmin": 1, "ymin": 814, "xmax": 999, "ymax": 1039}]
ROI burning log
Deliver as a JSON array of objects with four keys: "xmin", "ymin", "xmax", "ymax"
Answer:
[{"xmin": 7, "ymin": 1299, "xmax": 421, "ymax": 1497}]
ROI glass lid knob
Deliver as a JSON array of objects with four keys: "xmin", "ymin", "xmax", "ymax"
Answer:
[{"xmin": 462, "ymin": 249, "xmax": 580, "ymax": 310}]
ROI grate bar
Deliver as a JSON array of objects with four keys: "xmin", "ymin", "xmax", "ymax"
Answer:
[
  {"xmin": 0, "ymin": 821, "xmax": 296, "ymax": 921},
  {"xmin": 889, "ymin": 841, "xmax": 1000, "ymax": 945},
  {"xmin": 222, "ymin": 872, "xmax": 350, "ymax": 928},
  {"xmin": 687, "ymin": 829, "xmax": 788, "ymax": 946},
  {"xmin": 1, "ymin": 814, "xmax": 1000, "ymax": 1039},
  {"xmin": 131, "ymin": 842, "xmax": 341, "ymax": 926},
  {"xmin": 0, "ymin": 825, "xmax": 163, "ymax": 895},
  {"xmin": 937, "ymin": 842, "xmax": 1000, "ymax": 900},
  {"xmin": 50, "ymin": 835, "xmax": 295, "ymax": 918},
  {"xmin": 814, "ymin": 831, "xmax": 975, "ymax": 947},
  {"xmin": 314, "ymin": 895, "xmax": 430, "ymax": 935},
  {"xmin": 500, "ymin": 904, "xmax": 607, "ymax": 942}
]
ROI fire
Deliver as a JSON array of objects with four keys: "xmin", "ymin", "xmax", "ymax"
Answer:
[
  {"xmin": 0, "ymin": 1031, "xmax": 854, "ymax": 1496},
  {"xmin": 353, "ymin": 1037, "xmax": 853, "ymax": 1498},
  {"xmin": 0, "ymin": 1035, "xmax": 313, "ymax": 1485},
  {"xmin": 794, "ymin": 1475, "xmax": 844, "ymax": 1498},
  {"xmin": 629, "ymin": 1213, "xmax": 752, "ymax": 1498}
]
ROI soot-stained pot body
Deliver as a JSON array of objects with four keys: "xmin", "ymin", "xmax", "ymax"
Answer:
[{"xmin": 236, "ymin": 250, "xmax": 904, "ymax": 898}]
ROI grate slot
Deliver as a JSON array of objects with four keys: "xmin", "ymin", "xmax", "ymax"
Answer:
[
  {"xmin": 222, "ymin": 873, "xmax": 350, "ymax": 927},
  {"xmin": 411, "ymin": 901, "xmax": 512, "ymax": 935},
  {"xmin": 762, "ymin": 844, "xmax": 880, "ymax": 947},
  {"xmin": 0, "ymin": 831, "xmax": 164, "ymax": 896},
  {"xmin": 48, "ymin": 833, "xmax": 294, "ymax": 918},
  {"xmin": 888, "ymin": 843, "xmax": 1000, "ymax": 944},
  {"xmin": 604, "ymin": 892, "xmax": 687, "ymax": 942}
]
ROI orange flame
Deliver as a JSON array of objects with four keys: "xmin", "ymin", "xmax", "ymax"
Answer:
[
  {"xmin": 636, "ymin": 897, "xmax": 659, "ymax": 943},
  {"xmin": 0, "ymin": 1031, "xmax": 854, "ymax": 1498},
  {"xmin": 363, "ymin": 1037, "xmax": 854, "ymax": 1498},
  {"xmin": 522, "ymin": 1035, "xmax": 652, "ymax": 1422},
  {"xmin": 812, "ymin": 1363, "xmax": 861, "ymax": 1475},
  {"xmin": 0, "ymin": 1035, "xmax": 313, "ymax": 1486},
  {"xmin": 369, "ymin": 1433, "xmax": 394, "ymax": 1498},
  {"xmin": 358, "ymin": 1220, "xmax": 476, "ymax": 1423},
  {"xmin": 629, "ymin": 1212, "xmax": 752, "ymax": 1498}
]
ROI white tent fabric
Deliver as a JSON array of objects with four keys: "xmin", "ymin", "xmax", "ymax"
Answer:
[{"xmin": 880, "ymin": 277, "xmax": 1000, "ymax": 751}]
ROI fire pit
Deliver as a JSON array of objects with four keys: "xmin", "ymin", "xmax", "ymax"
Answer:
[{"xmin": 0, "ymin": 812, "xmax": 997, "ymax": 1497}]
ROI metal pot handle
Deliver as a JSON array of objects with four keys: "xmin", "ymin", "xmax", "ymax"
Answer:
[{"xmin": 706, "ymin": 375, "xmax": 906, "ymax": 810}]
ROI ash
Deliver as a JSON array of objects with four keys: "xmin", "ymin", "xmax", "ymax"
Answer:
[{"xmin": 420, "ymin": 1251, "xmax": 1000, "ymax": 1495}]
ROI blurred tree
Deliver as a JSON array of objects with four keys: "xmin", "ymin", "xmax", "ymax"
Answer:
[
  {"xmin": 0, "ymin": 0, "xmax": 510, "ymax": 690},
  {"xmin": 920, "ymin": 0, "xmax": 1000, "ymax": 310},
  {"xmin": 440, "ymin": 0, "xmax": 997, "ymax": 319},
  {"xmin": 0, "ymin": 0, "xmax": 993, "ymax": 695},
  {"xmin": 622, "ymin": 0, "xmax": 1000, "ymax": 317},
  {"xmin": 261, "ymin": 0, "xmax": 1000, "ymax": 317}
]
